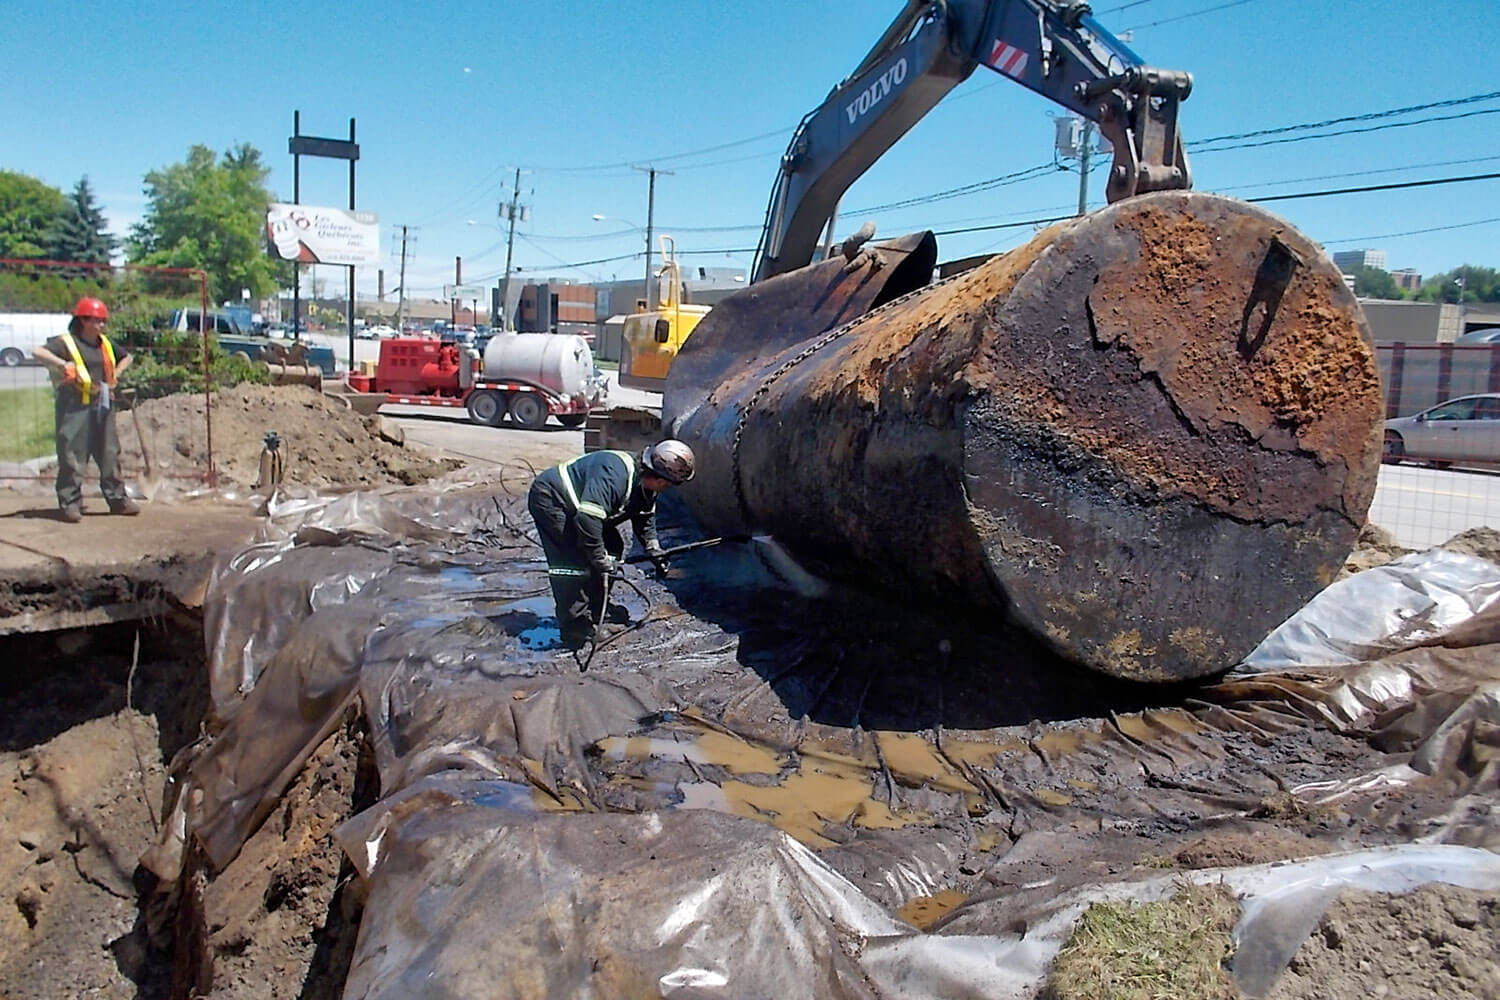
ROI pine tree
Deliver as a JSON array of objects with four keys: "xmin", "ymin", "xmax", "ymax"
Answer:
[{"xmin": 46, "ymin": 176, "xmax": 116, "ymax": 264}]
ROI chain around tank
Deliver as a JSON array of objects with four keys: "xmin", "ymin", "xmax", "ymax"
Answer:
[{"xmin": 728, "ymin": 271, "xmax": 965, "ymax": 525}]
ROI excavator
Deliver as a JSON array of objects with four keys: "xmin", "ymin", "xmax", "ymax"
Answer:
[
  {"xmin": 590, "ymin": 0, "xmax": 1189, "ymax": 448},
  {"xmin": 752, "ymin": 0, "xmax": 1190, "ymax": 281},
  {"xmin": 616, "ymin": 1, "xmax": 1387, "ymax": 684}
]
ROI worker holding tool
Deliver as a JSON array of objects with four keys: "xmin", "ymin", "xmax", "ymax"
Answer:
[
  {"xmin": 33, "ymin": 297, "xmax": 138, "ymax": 523},
  {"xmin": 527, "ymin": 440, "xmax": 696, "ymax": 648}
]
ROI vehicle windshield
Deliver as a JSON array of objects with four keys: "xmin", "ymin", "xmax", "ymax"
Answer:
[{"xmin": 1427, "ymin": 398, "xmax": 1482, "ymax": 420}]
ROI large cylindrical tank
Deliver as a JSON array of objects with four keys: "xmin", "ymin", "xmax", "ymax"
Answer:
[
  {"xmin": 665, "ymin": 192, "xmax": 1385, "ymax": 683},
  {"xmin": 482, "ymin": 333, "xmax": 594, "ymax": 398}
]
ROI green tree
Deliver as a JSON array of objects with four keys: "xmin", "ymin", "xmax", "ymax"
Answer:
[
  {"xmin": 0, "ymin": 170, "xmax": 68, "ymax": 259},
  {"xmin": 46, "ymin": 176, "xmax": 116, "ymax": 264},
  {"xmin": 126, "ymin": 143, "xmax": 287, "ymax": 303},
  {"xmin": 1352, "ymin": 264, "xmax": 1401, "ymax": 300},
  {"xmin": 1418, "ymin": 266, "xmax": 1500, "ymax": 304}
]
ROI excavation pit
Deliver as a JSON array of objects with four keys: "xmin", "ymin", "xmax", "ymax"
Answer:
[{"xmin": 3, "ymin": 485, "xmax": 1499, "ymax": 999}]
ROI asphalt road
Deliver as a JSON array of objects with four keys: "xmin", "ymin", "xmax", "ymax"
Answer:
[{"xmin": 381, "ymin": 370, "xmax": 659, "ymax": 469}]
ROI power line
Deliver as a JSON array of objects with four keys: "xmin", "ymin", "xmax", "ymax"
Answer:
[
  {"xmin": 1097, "ymin": 0, "xmax": 1162, "ymax": 13},
  {"xmin": 1193, "ymin": 107, "xmax": 1500, "ymax": 154},
  {"xmin": 844, "ymin": 163, "xmax": 1061, "ymax": 215},
  {"xmin": 1122, "ymin": 0, "xmax": 1256, "ymax": 32},
  {"xmin": 1322, "ymin": 217, "xmax": 1500, "ymax": 247},
  {"xmin": 1243, "ymin": 171, "xmax": 1500, "ymax": 205},
  {"xmin": 1195, "ymin": 90, "xmax": 1500, "ymax": 145},
  {"xmin": 408, "ymin": 162, "xmax": 514, "ymax": 228},
  {"xmin": 1220, "ymin": 154, "xmax": 1500, "ymax": 192},
  {"xmin": 526, "ymin": 127, "xmax": 793, "ymax": 174},
  {"xmin": 494, "ymin": 170, "xmax": 1500, "ymax": 274}
]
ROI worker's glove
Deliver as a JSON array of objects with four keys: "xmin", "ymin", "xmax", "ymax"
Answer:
[
  {"xmin": 61, "ymin": 362, "xmax": 78, "ymax": 385},
  {"xmin": 645, "ymin": 542, "xmax": 670, "ymax": 577}
]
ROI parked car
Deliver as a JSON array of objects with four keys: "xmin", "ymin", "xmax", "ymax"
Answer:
[
  {"xmin": 1454, "ymin": 328, "xmax": 1500, "ymax": 346},
  {"xmin": 0, "ymin": 312, "xmax": 70, "ymax": 366},
  {"xmin": 366, "ymin": 324, "xmax": 398, "ymax": 339},
  {"xmin": 1383, "ymin": 393, "xmax": 1500, "ymax": 468},
  {"xmin": 163, "ymin": 309, "xmax": 247, "ymax": 337}
]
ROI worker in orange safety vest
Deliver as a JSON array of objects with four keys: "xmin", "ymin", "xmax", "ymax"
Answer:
[{"xmin": 33, "ymin": 297, "xmax": 139, "ymax": 522}]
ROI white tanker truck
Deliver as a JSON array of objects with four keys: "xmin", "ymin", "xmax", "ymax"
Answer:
[{"xmin": 342, "ymin": 332, "xmax": 608, "ymax": 430}]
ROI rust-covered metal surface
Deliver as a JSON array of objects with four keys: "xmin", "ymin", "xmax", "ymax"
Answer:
[{"xmin": 664, "ymin": 192, "xmax": 1385, "ymax": 682}]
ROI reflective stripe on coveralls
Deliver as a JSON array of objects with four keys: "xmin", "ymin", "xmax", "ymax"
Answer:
[
  {"xmin": 58, "ymin": 331, "xmax": 117, "ymax": 406},
  {"xmin": 554, "ymin": 450, "xmax": 636, "ymax": 521}
]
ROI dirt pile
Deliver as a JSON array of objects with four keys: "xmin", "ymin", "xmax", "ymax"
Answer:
[
  {"xmin": 1269, "ymin": 885, "xmax": 1500, "ymax": 1000},
  {"xmin": 126, "ymin": 384, "xmax": 461, "ymax": 492}
]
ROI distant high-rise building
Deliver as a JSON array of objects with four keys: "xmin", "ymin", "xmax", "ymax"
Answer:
[
  {"xmin": 1391, "ymin": 268, "xmax": 1423, "ymax": 293},
  {"xmin": 1333, "ymin": 249, "xmax": 1387, "ymax": 274}
]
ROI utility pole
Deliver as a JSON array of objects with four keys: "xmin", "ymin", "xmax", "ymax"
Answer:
[
  {"xmin": 634, "ymin": 164, "xmax": 674, "ymax": 310},
  {"xmin": 499, "ymin": 168, "xmax": 525, "ymax": 332},
  {"xmin": 452, "ymin": 256, "xmax": 461, "ymax": 328},
  {"xmin": 395, "ymin": 225, "xmax": 411, "ymax": 330},
  {"xmin": 1076, "ymin": 120, "xmax": 1093, "ymax": 217}
]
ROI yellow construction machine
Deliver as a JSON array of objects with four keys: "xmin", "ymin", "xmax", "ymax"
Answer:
[{"xmin": 617, "ymin": 237, "xmax": 711, "ymax": 393}]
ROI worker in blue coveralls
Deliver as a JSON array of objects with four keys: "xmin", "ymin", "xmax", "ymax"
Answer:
[{"xmin": 527, "ymin": 440, "xmax": 696, "ymax": 648}]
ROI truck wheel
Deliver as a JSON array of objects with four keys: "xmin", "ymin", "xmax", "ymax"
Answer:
[
  {"xmin": 509, "ymin": 392, "xmax": 549, "ymax": 430},
  {"xmin": 466, "ymin": 389, "xmax": 505, "ymax": 426},
  {"xmin": 557, "ymin": 413, "xmax": 587, "ymax": 429},
  {"xmin": 0, "ymin": 348, "xmax": 22, "ymax": 367}
]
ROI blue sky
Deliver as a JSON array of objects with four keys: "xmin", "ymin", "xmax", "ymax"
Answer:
[{"xmin": 6, "ymin": 0, "xmax": 1498, "ymax": 300}]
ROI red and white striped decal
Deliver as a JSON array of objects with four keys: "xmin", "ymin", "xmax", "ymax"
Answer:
[{"xmin": 988, "ymin": 40, "xmax": 1029, "ymax": 78}]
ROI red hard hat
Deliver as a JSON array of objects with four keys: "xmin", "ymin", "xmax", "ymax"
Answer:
[{"xmin": 73, "ymin": 297, "xmax": 110, "ymax": 320}]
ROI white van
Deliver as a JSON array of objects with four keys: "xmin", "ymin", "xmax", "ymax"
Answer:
[{"xmin": 0, "ymin": 313, "xmax": 71, "ymax": 367}]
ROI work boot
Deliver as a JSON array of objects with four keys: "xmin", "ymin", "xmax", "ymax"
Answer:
[
  {"xmin": 558, "ymin": 625, "xmax": 595, "ymax": 650},
  {"xmin": 108, "ymin": 498, "xmax": 141, "ymax": 516},
  {"xmin": 59, "ymin": 504, "xmax": 82, "ymax": 524}
]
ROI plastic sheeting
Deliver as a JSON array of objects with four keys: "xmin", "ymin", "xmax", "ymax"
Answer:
[
  {"xmin": 145, "ymin": 476, "xmax": 1500, "ymax": 997},
  {"xmin": 1242, "ymin": 548, "xmax": 1500, "ymax": 671}
]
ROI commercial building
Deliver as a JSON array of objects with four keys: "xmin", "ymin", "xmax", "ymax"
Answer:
[
  {"xmin": 1332, "ymin": 249, "xmax": 1387, "ymax": 274},
  {"xmin": 1391, "ymin": 268, "xmax": 1423, "ymax": 293}
]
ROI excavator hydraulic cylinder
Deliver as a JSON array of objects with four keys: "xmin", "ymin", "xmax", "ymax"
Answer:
[{"xmin": 664, "ymin": 192, "xmax": 1384, "ymax": 682}]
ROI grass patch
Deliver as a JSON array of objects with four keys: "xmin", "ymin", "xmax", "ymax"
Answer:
[
  {"xmin": 0, "ymin": 387, "xmax": 54, "ymax": 462},
  {"xmin": 1044, "ymin": 881, "xmax": 1240, "ymax": 1000}
]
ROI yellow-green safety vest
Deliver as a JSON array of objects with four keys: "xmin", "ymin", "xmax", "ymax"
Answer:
[
  {"xmin": 57, "ymin": 332, "xmax": 118, "ymax": 406},
  {"xmin": 554, "ymin": 450, "xmax": 635, "ymax": 521}
]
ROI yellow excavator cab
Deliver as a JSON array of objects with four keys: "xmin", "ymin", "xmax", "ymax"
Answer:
[{"xmin": 619, "ymin": 235, "xmax": 712, "ymax": 392}]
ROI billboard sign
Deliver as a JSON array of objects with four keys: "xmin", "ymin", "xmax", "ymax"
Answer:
[
  {"xmin": 266, "ymin": 203, "xmax": 380, "ymax": 265},
  {"xmin": 444, "ymin": 284, "xmax": 487, "ymax": 299}
]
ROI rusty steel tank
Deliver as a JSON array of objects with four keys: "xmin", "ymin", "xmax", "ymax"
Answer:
[{"xmin": 663, "ymin": 192, "xmax": 1385, "ymax": 683}]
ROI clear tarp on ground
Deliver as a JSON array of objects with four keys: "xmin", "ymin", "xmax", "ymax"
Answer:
[{"xmin": 143, "ymin": 473, "xmax": 1500, "ymax": 998}]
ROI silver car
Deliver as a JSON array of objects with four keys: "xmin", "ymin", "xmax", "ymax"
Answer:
[{"xmin": 1383, "ymin": 393, "xmax": 1500, "ymax": 468}]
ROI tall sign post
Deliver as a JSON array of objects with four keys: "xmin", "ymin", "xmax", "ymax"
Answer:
[{"xmin": 286, "ymin": 113, "xmax": 363, "ymax": 371}]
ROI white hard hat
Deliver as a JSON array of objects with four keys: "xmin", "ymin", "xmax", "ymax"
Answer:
[{"xmin": 641, "ymin": 439, "xmax": 696, "ymax": 485}]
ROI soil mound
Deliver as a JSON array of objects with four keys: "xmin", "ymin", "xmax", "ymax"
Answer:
[
  {"xmin": 127, "ymin": 384, "xmax": 461, "ymax": 492},
  {"xmin": 1270, "ymin": 885, "xmax": 1500, "ymax": 1000}
]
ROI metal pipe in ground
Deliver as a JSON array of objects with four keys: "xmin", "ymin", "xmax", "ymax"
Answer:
[{"xmin": 664, "ymin": 192, "xmax": 1385, "ymax": 682}]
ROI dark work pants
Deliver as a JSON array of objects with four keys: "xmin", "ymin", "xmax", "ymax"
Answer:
[
  {"xmin": 55, "ymin": 399, "xmax": 126, "ymax": 508},
  {"xmin": 528, "ymin": 480, "xmax": 606, "ymax": 641}
]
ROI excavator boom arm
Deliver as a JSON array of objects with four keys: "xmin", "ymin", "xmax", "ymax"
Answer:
[{"xmin": 753, "ymin": 0, "xmax": 1192, "ymax": 282}]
